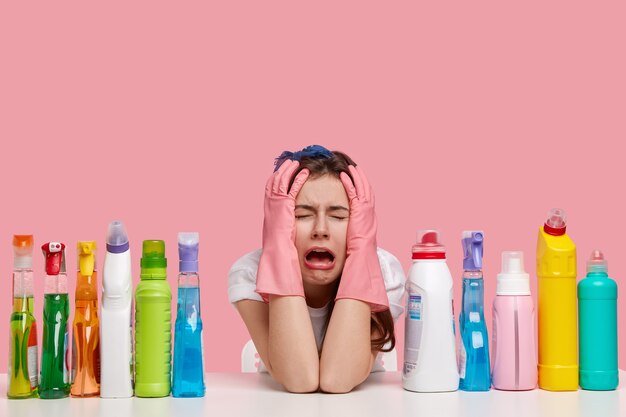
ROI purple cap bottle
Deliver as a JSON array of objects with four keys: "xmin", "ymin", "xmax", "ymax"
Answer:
[{"xmin": 178, "ymin": 232, "xmax": 199, "ymax": 273}]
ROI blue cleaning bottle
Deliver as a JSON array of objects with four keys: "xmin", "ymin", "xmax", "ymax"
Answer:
[
  {"xmin": 172, "ymin": 232, "xmax": 205, "ymax": 397},
  {"xmin": 458, "ymin": 231, "xmax": 491, "ymax": 391}
]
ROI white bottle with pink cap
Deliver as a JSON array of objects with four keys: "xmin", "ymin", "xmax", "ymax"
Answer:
[
  {"xmin": 492, "ymin": 251, "xmax": 537, "ymax": 390},
  {"xmin": 403, "ymin": 229, "xmax": 459, "ymax": 392}
]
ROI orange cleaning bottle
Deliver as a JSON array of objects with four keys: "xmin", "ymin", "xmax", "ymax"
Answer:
[{"xmin": 70, "ymin": 241, "xmax": 100, "ymax": 396}]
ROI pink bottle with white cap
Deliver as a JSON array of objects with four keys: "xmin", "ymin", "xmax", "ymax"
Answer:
[{"xmin": 492, "ymin": 251, "xmax": 537, "ymax": 390}]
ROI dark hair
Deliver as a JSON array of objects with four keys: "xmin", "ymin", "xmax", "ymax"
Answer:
[{"xmin": 289, "ymin": 150, "xmax": 396, "ymax": 353}]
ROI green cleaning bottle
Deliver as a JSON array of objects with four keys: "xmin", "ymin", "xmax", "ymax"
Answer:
[
  {"xmin": 578, "ymin": 250, "xmax": 618, "ymax": 390},
  {"xmin": 8, "ymin": 235, "xmax": 39, "ymax": 399},
  {"xmin": 134, "ymin": 240, "xmax": 172, "ymax": 397},
  {"xmin": 40, "ymin": 242, "xmax": 71, "ymax": 399}
]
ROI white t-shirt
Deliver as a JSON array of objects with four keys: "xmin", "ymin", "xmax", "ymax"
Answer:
[{"xmin": 228, "ymin": 247, "xmax": 406, "ymax": 372}]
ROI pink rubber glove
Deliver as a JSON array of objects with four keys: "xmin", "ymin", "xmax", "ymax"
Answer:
[
  {"xmin": 256, "ymin": 160, "xmax": 310, "ymax": 301},
  {"xmin": 337, "ymin": 165, "xmax": 390, "ymax": 312}
]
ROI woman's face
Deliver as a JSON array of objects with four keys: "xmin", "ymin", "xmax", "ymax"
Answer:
[{"xmin": 294, "ymin": 173, "xmax": 349, "ymax": 289}]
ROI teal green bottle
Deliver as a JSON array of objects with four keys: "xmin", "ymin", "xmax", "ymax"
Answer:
[
  {"xmin": 134, "ymin": 240, "xmax": 172, "ymax": 397},
  {"xmin": 578, "ymin": 250, "xmax": 618, "ymax": 390}
]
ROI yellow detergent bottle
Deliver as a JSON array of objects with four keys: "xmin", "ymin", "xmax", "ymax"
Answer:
[{"xmin": 536, "ymin": 208, "xmax": 578, "ymax": 391}]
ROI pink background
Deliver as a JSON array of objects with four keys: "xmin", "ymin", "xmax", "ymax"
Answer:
[{"xmin": 1, "ymin": 2, "xmax": 624, "ymax": 374}]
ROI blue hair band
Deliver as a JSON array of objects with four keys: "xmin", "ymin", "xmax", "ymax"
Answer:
[{"xmin": 274, "ymin": 145, "xmax": 334, "ymax": 172}]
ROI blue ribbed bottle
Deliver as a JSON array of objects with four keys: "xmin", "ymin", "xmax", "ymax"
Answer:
[
  {"xmin": 458, "ymin": 231, "xmax": 491, "ymax": 391},
  {"xmin": 172, "ymin": 232, "xmax": 205, "ymax": 397}
]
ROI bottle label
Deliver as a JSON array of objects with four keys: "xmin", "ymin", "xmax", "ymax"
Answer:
[
  {"xmin": 27, "ymin": 322, "xmax": 39, "ymax": 389},
  {"xmin": 408, "ymin": 295, "xmax": 422, "ymax": 320},
  {"xmin": 403, "ymin": 293, "xmax": 423, "ymax": 378}
]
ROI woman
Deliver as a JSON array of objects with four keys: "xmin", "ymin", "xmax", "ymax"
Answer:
[{"xmin": 228, "ymin": 145, "xmax": 405, "ymax": 393}]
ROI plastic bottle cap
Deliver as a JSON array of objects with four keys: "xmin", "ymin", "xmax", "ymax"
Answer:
[
  {"xmin": 543, "ymin": 208, "xmax": 567, "ymax": 236},
  {"xmin": 107, "ymin": 220, "xmax": 130, "ymax": 253},
  {"xmin": 412, "ymin": 229, "xmax": 446, "ymax": 259},
  {"xmin": 13, "ymin": 235, "xmax": 34, "ymax": 269},
  {"xmin": 496, "ymin": 251, "xmax": 530, "ymax": 295},
  {"xmin": 140, "ymin": 240, "xmax": 167, "ymax": 278},
  {"xmin": 178, "ymin": 232, "xmax": 199, "ymax": 273},
  {"xmin": 587, "ymin": 249, "xmax": 608, "ymax": 274}
]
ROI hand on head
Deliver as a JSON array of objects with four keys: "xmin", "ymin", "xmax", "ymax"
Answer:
[
  {"xmin": 256, "ymin": 160, "xmax": 309, "ymax": 300},
  {"xmin": 337, "ymin": 164, "xmax": 390, "ymax": 312},
  {"xmin": 265, "ymin": 159, "xmax": 310, "ymax": 200}
]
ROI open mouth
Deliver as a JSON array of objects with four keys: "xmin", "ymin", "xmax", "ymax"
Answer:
[{"xmin": 304, "ymin": 247, "xmax": 336, "ymax": 270}]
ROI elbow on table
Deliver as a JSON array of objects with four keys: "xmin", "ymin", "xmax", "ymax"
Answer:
[
  {"xmin": 319, "ymin": 370, "xmax": 363, "ymax": 394},
  {"xmin": 280, "ymin": 370, "xmax": 319, "ymax": 393}
]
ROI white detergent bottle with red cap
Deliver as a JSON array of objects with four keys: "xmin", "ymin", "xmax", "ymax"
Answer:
[{"xmin": 403, "ymin": 229, "xmax": 459, "ymax": 392}]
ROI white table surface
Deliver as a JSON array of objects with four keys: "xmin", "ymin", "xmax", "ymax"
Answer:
[{"xmin": 1, "ymin": 371, "xmax": 625, "ymax": 417}]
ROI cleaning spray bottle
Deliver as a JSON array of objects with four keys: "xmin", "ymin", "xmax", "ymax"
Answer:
[
  {"xmin": 172, "ymin": 232, "xmax": 205, "ymax": 397},
  {"xmin": 492, "ymin": 251, "xmax": 537, "ymax": 391},
  {"xmin": 458, "ymin": 231, "xmax": 491, "ymax": 391},
  {"xmin": 71, "ymin": 241, "xmax": 100, "ymax": 397},
  {"xmin": 536, "ymin": 208, "xmax": 578, "ymax": 391},
  {"xmin": 40, "ymin": 242, "xmax": 71, "ymax": 399},
  {"xmin": 403, "ymin": 230, "xmax": 458, "ymax": 392},
  {"xmin": 578, "ymin": 250, "xmax": 618, "ymax": 390},
  {"xmin": 8, "ymin": 235, "xmax": 39, "ymax": 398},
  {"xmin": 134, "ymin": 240, "xmax": 171, "ymax": 397},
  {"xmin": 100, "ymin": 220, "xmax": 134, "ymax": 398}
]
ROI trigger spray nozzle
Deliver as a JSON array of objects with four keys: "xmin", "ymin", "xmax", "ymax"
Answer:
[
  {"xmin": 462, "ymin": 231, "xmax": 484, "ymax": 271},
  {"xmin": 78, "ymin": 241, "xmax": 97, "ymax": 276},
  {"xmin": 42, "ymin": 242, "xmax": 66, "ymax": 276}
]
